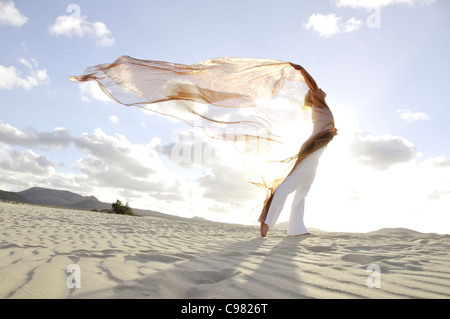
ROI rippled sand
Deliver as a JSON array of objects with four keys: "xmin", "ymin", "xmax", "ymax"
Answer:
[{"xmin": 1, "ymin": 202, "xmax": 449, "ymax": 299}]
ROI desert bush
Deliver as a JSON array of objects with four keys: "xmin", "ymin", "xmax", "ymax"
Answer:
[{"xmin": 110, "ymin": 199, "xmax": 136, "ymax": 216}]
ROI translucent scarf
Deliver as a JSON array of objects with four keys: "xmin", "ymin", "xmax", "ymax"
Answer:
[{"xmin": 70, "ymin": 56, "xmax": 337, "ymax": 223}]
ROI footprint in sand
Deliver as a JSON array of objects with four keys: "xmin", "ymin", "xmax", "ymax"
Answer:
[
  {"xmin": 113, "ymin": 268, "xmax": 243, "ymax": 298},
  {"xmin": 304, "ymin": 245, "xmax": 335, "ymax": 253},
  {"xmin": 191, "ymin": 269, "xmax": 242, "ymax": 285}
]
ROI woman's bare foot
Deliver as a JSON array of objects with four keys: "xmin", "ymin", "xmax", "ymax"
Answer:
[{"xmin": 260, "ymin": 223, "xmax": 269, "ymax": 237}]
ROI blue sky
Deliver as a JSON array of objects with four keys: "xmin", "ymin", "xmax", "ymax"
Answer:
[{"xmin": 1, "ymin": 0, "xmax": 449, "ymax": 233}]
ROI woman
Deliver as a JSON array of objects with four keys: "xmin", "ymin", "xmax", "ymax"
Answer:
[{"xmin": 259, "ymin": 88, "xmax": 336, "ymax": 237}]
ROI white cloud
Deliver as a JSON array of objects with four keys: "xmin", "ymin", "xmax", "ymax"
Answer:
[
  {"xmin": 198, "ymin": 162, "xmax": 260, "ymax": 205},
  {"xmin": 49, "ymin": 14, "xmax": 115, "ymax": 47},
  {"xmin": 152, "ymin": 126, "xmax": 262, "ymax": 214},
  {"xmin": 73, "ymin": 128, "xmax": 183, "ymax": 195},
  {"xmin": 108, "ymin": 115, "xmax": 119, "ymax": 124},
  {"xmin": 343, "ymin": 17, "xmax": 364, "ymax": 32},
  {"xmin": 334, "ymin": 0, "xmax": 437, "ymax": 8},
  {"xmin": 0, "ymin": 121, "xmax": 71, "ymax": 148},
  {"xmin": 303, "ymin": 126, "xmax": 450, "ymax": 233},
  {"xmin": 0, "ymin": 123, "xmax": 189, "ymax": 208},
  {"xmin": 78, "ymin": 81, "xmax": 112, "ymax": 103},
  {"xmin": 306, "ymin": 0, "xmax": 437, "ymax": 38},
  {"xmin": 348, "ymin": 132, "xmax": 418, "ymax": 170},
  {"xmin": 427, "ymin": 189, "xmax": 450, "ymax": 200},
  {"xmin": 0, "ymin": 1, "xmax": 27, "ymax": 27},
  {"xmin": 422, "ymin": 156, "xmax": 450, "ymax": 168},
  {"xmin": 155, "ymin": 128, "xmax": 218, "ymax": 168},
  {"xmin": 396, "ymin": 109, "xmax": 430, "ymax": 122},
  {"xmin": 305, "ymin": 13, "xmax": 363, "ymax": 38},
  {"xmin": 0, "ymin": 119, "xmax": 449, "ymax": 232},
  {"xmin": 0, "ymin": 145, "xmax": 54, "ymax": 176},
  {"xmin": 0, "ymin": 58, "xmax": 49, "ymax": 90}
]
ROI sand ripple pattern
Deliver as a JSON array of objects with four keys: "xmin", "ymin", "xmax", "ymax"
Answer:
[{"xmin": 1, "ymin": 202, "xmax": 449, "ymax": 298}]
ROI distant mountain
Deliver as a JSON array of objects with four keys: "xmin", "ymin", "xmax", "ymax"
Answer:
[
  {"xmin": 19, "ymin": 187, "xmax": 92, "ymax": 208},
  {"xmin": 67, "ymin": 195, "xmax": 111, "ymax": 211},
  {"xmin": 0, "ymin": 189, "xmax": 30, "ymax": 204},
  {"xmin": 367, "ymin": 228, "xmax": 422, "ymax": 235},
  {"xmin": 0, "ymin": 186, "xmax": 175, "ymax": 219},
  {"xmin": 190, "ymin": 216, "xmax": 208, "ymax": 222}
]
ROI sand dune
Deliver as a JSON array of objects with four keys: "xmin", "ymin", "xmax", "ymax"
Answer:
[{"xmin": 0, "ymin": 202, "xmax": 449, "ymax": 299}]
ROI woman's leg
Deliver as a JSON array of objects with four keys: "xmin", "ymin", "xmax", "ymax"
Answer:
[
  {"xmin": 287, "ymin": 196, "xmax": 308, "ymax": 236},
  {"xmin": 286, "ymin": 149, "xmax": 325, "ymax": 235},
  {"xmin": 263, "ymin": 159, "xmax": 317, "ymax": 229},
  {"xmin": 263, "ymin": 176, "xmax": 298, "ymax": 229},
  {"xmin": 262, "ymin": 147, "xmax": 326, "ymax": 235}
]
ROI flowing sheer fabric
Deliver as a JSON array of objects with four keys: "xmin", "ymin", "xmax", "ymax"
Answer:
[{"xmin": 70, "ymin": 56, "xmax": 337, "ymax": 223}]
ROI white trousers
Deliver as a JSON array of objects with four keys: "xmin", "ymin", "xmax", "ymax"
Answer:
[{"xmin": 264, "ymin": 148, "xmax": 325, "ymax": 235}]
